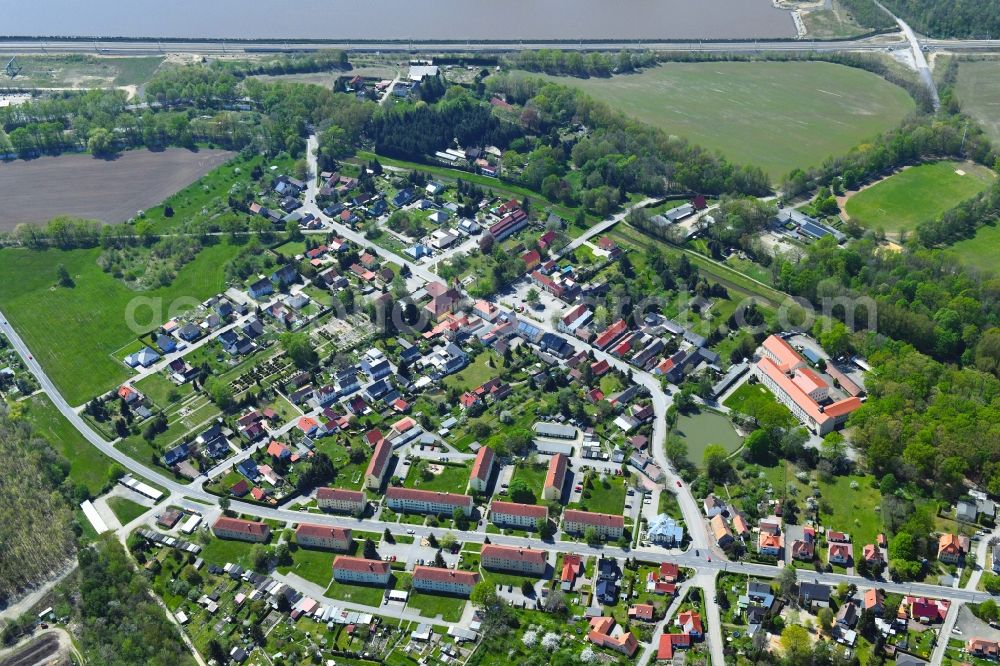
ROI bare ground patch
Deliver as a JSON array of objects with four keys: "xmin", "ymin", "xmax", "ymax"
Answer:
[{"xmin": 0, "ymin": 148, "xmax": 235, "ymax": 229}]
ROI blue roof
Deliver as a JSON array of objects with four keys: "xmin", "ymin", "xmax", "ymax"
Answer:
[
  {"xmin": 800, "ymin": 221, "xmax": 832, "ymax": 239},
  {"xmin": 237, "ymin": 459, "xmax": 259, "ymax": 479},
  {"xmin": 801, "ymin": 347, "xmax": 822, "ymax": 364}
]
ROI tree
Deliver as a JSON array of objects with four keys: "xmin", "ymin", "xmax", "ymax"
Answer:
[
  {"xmin": 251, "ymin": 544, "xmax": 270, "ymax": 572},
  {"xmin": 778, "ymin": 566, "xmax": 797, "ymax": 599},
  {"xmin": 526, "ymin": 287, "xmax": 540, "ymax": 304},
  {"xmin": 584, "ymin": 526, "xmax": 600, "ymax": 544},
  {"xmin": 87, "ymin": 127, "xmax": 116, "ymax": 157},
  {"xmin": 453, "ymin": 507, "xmax": 470, "ymax": 530},
  {"xmin": 703, "ymin": 444, "xmax": 732, "ymax": 483},
  {"xmin": 780, "ymin": 625, "xmax": 812, "ymax": 664},
  {"xmin": 363, "ymin": 538, "xmax": 378, "ymax": 559},
  {"xmin": 55, "ymin": 264, "xmax": 73, "ymax": 287},
  {"xmin": 817, "ymin": 606, "xmax": 834, "ymax": 633},
  {"xmin": 509, "ymin": 478, "xmax": 535, "ymax": 504},
  {"xmin": 279, "ymin": 332, "xmax": 318, "ymax": 369},
  {"xmin": 521, "ymin": 580, "xmax": 534, "ymax": 597},
  {"xmin": 433, "ymin": 549, "xmax": 446, "ymax": 568}
]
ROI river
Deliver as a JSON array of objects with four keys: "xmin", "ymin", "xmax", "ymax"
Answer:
[{"xmin": 6, "ymin": 0, "xmax": 797, "ymax": 41}]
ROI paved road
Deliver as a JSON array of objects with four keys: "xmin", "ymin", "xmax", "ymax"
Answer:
[
  {"xmin": 555, "ymin": 197, "xmax": 659, "ymax": 260},
  {"xmin": 876, "ymin": 0, "xmax": 941, "ymax": 110}
]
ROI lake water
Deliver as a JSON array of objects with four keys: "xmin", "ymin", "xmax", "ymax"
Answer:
[{"xmin": 7, "ymin": 0, "xmax": 797, "ymax": 41}]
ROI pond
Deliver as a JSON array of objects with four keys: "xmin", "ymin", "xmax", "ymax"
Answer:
[{"xmin": 674, "ymin": 409, "xmax": 743, "ymax": 467}]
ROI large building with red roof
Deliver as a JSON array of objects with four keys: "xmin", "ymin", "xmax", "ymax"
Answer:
[
  {"xmin": 332, "ymin": 556, "xmax": 391, "ymax": 586},
  {"xmin": 543, "ymin": 453, "xmax": 568, "ymax": 501},
  {"xmin": 489, "ymin": 501, "xmax": 547, "ymax": 530},
  {"xmin": 385, "ymin": 487, "xmax": 473, "ymax": 516},
  {"xmin": 752, "ymin": 335, "xmax": 861, "ymax": 436},
  {"xmin": 411, "ymin": 566, "xmax": 480, "ymax": 596},
  {"xmin": 563, "ymin": 509, "xmax": 624, "ymax": 539},
  {"xmin": 365, "ymin": 439, "xmax": 392, "ymax": 490},
  {"xmin": 316, "ymin": 487, "xmax": 366, "ymax": 514},
  {"xmin": 469, "ymin": 446, "xmax": 495, "ymax": 493},
  {"xmin": 295, "ymin": 524, "xmax": 353, "ymax": 551},
  {"xmin": 212, "ymin": 517, "xmax": 270, "ymax": 543},
  {"xmin": 481, "ymin": 544, "xmax": 547, "ymax": 576},
  {"xmin": 587, "ymin": 617, "xmax": 638, "ymax": 657}
]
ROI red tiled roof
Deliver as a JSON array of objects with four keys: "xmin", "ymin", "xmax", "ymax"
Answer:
[
  {"xmin": 316, "ymin": 487, "xmax": 365, "ymax": 503},
  {"xmin": 332, "ymin": 556, "xmax": 389, "ymax": 574},
  {"xmin": 563, "ymin": 509, "xmax": 624, "ymax": 529},
  {"xmin": 471, "ymin": 446, "xmax": 495, "ymax": 482},
  {"xmin": 365, "ymin": 428, "xmax": 383, "ymax": 446},
  {"xmin": 386, "ymin": 487, "xmax": 472, "ymax": 506},
  {"xmin": 491, "ymin": 501, "xmax": 547, "ymax": 520},
  {"xmin": 296, "ymin": 523, "xmax": 351, "ymax": 541},
  {"xmin": 481, "ymin": 544, "xmax": 546, "ymax": 568},
  {"xmin": 267, "ymin": 441, "xmax": 290, "ymax": 457},
  {"xmin": 545, "ymin": 454, "xmax": 568, "ymax": 492},
  {"xmin": 594, "ymin": 320, "xmax": 628, "ymax": 349},
  {"xmin": 412, "ymin": 565, "xmax": 480, "ymax": 586},
  {"xmin": 213, "ymin": 517, "xmax": 268, "ymax": 537},
  {"xmin": 657, "ymin": 633, "xmax": 691, "ymax": 660},
  {"xmin": 365, "ymin": 439, "xmax": 391, "ymax": 479}
]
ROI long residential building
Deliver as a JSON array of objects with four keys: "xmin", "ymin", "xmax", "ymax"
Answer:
[
  {"xmin": 412, "ymin": 566, "xmax": 480, "ymax": 596},
  {"xmin": 543, "ymin": 453, "xmax": 569, "ymax": 501},
  {"xmin": 316, "ymin": 487, "xmax": 366, "ymax": 514},
  {"xmin": 385, "ymin": 487, "xmax": 473, "ymax": 516},
  {"xmin": 481, "ymin": 544, "xmax": 547, "ymax": 576},
  {"xmin": 295, "ymin": 524, "xmax": 353, "ymax": 551},
  {"xmin": 469, "ymin": 446, "xmax": 495, "ymax": 492},
  {"xmin": 212, "ymin": 517, "xmax": 270, "ymax": 543},
  {"xmin": 332, "ymin": 556, "xmax": 392, "ymax": 586},
  {"xmin": 490, "ymin": 500, "xmax": 548, "ymax": 530},
  {"xmin": 752, "ymin": 335, "xmax": 861, "ymax": 436},
  {"xmin": 563, "ymin": 509, "xmax": 625, "ymax": 539},
  {"xmin": 365, "ymin": 439, "xmax": 392, "ymax": 490}
]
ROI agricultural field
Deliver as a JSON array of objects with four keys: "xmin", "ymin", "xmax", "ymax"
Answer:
[
  {"xmin": 0, "ymin": 242, "xmax": 241, "ymax": 405},
  {"xmin": 0, "ymin": 148, "xmax": 235, "ymax": 228},
  {"xmin": 530, "ymin": 61, "xmax": 915, "ymax": 181},
  {"xmin": 956, "ymin": 59, "xmax": 1000, "ymax": 146},
  {"xmin": 844, "ymin": 160, "xmax": 996, "ymax": 234},
  {"xmin": 6, "ymin": 55, "xmax": 164, "ymax": 88}
]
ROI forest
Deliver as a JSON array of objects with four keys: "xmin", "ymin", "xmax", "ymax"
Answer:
[
  {"xmin": 882, "ymin": 0, "xmax": 1000, "ymax": 39},
  {"xmin": 77, "ymin": 536, "xmax": 196, "ymax": 666},
  {"xmin": 0, "ymin": 405, "xmax": 76, "ymax": 606}
]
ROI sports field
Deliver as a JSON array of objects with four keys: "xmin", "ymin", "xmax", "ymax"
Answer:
[
  {"xmin": 956, "ymin": 59, "xmax": 1000, "ymax": 147},
  {"xmin": 0, "ymin": 242, "xmax": 240, "ymax": 405},
  {"xmin": 950, "ymin": 222, "xmax": 1000, "ymax": 273},
  {"xmin": 531, "ymin": 61, "xmax": 915, "ymax": 181},
  {"xmin": 844, "ymin": 160, "xmax": 996, "ymax": 234}
]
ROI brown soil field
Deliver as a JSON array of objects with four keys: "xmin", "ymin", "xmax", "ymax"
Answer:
[{"xmin": 0, "ymin": 148, "xmax": 235, "ymax": 229}]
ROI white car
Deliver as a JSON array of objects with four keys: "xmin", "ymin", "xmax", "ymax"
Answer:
[{"xmin": 406, "ymin": 529, "xmax": 415, "ymax": 535}]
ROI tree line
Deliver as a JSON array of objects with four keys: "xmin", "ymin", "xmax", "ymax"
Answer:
[{"xmin": 882, "ymin": 0, "xmax": 1000, "ymax": 38}]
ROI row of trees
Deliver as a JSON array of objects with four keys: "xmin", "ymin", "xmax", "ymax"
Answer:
[
  {"xmin": 882, "ymin": 0, "xmax": 1000, "ymax": 38},
  {"xmin": 504, "ymin": 49, "xmax": 658, "ymax": 78}
]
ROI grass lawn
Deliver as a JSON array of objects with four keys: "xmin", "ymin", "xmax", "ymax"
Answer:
[
  {"xmin": 575, "ymin": 474, "xmax": 626, "ymax": 515},
  {"xmin": 816, "ymin": 474, "xmax": 882, "ymax": 548},
  {"xmin": 0, "ymin": 242, "xmax": 242, "ymax": 405},
  {"xmin": 723, "ymin": 382, "xmax": 795, "ymax": 427},
  {"xmin": 106, "ymin": 496, "xmax": 150, "ymax": 524},
  {"xmin": 325, "ymin": 579, "xmax": 391, "ymax": 607},
  {"xmin": 406, "ymin": 591, "xmax": 466, "ymax": 622},
  {"xmin": 24, "ymin": 394, "xmax": 115, "ymax": 495},
  {"xmin": 845, "ymin": 161, "xmax": 996, "ymax": 233},
  {"xmin": 442, "ymin": 351, "xmax": 499, "ymax": 392},
  {"xmin": 508, "ymin": 462, "xmax": 548, "ymax": 501},
  {"xmin": 957, "ymin": 59, "xmax": 1000, "ymax": 146},
  {"xmin": 135, "ymin": 372, "xmax": 193, "ymax": 409},
  {"xmin": 404, "ymin": 460, "xmax": 472, "ymax": 493},
  {"xmin": 527, "ymin": 61, "xmax": 915, "ymax": 181},
  {"xmin": 199, "ymin": 536, "xmax": 261, "ymax": 568},
  {"xmin": 950, "ymin": 221, "xmax": 1000, "ymax": 273},
  {"xmin": 673, "ymin": 409, "xmax": 743, "ymax": 467},
  {"xmin": 277, "ymin": 545, "xmax": 334, "ymax": 587}
]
